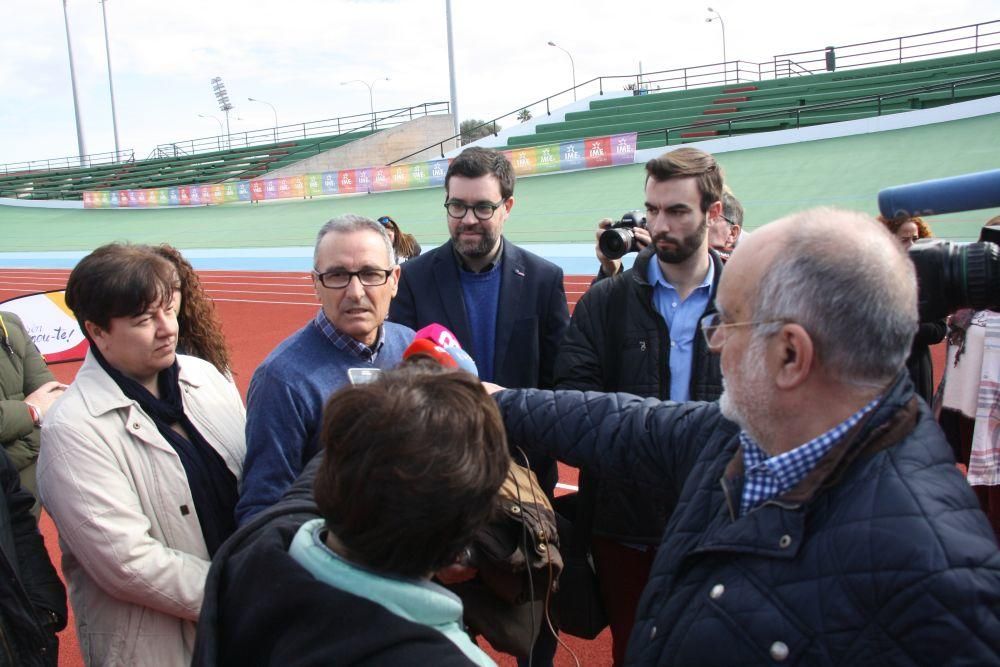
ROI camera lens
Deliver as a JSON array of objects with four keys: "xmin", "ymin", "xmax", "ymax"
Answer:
[
  {"xmin": 599, "ymin": 228, "xmax": 634, "ymax": 261},
  {"xmin": 910, "ymin": 240, "xmax": 1000, "ymax": 321}
]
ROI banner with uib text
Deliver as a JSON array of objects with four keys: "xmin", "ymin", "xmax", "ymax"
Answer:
[{"xmin": 82, "ymin": 132, "xmax": 638, "ymax": 208}]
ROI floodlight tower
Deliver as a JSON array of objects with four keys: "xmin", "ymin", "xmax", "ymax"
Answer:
[{"xmin": 211, "ymin": 76, "xmax": 234, "ymax": 149}]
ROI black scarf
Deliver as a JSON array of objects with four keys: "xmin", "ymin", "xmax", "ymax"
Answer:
[{"xmin": 92, "ymin": 347, "xmax": 238, "ymax": 556}]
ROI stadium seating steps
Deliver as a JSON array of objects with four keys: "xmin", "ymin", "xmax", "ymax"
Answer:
[
  {"xmin": 0, "ymin": 129, "xmax": 373, "ymax": 200},
  {"xmin": 506, "ymin": 49, "xmax": 1000, "ymax": 151}
]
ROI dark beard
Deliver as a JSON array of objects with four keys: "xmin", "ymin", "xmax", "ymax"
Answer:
[
  {"xmin": 451, "ymin": 227, "xmax": 499, "ymax": 258},
  {"xmin": 653, "ymin": 215, "xmax": 708, "ymax": 264}
]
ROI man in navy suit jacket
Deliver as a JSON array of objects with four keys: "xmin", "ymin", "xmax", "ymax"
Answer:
[{"xmin": 389, "ymin": 147, "xmax": 569, "ymax": 391}]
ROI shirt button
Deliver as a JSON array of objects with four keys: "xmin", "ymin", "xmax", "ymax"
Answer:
[
  {"xmin": 709, "ymin": 583, "xmax": 725, "ymax": 599},
  {"xmin": 779, "ymin": 534, "xmax": 792, "ymax": 548},
  {"xmin": 671, "ymin": 302, "xmax": 678, "ymax": 308},
  {"xmin": 649, "ymin": 625, "xmax": 657, "ymax": 639},
  {"xmin": 670, "ymin": 340, "xmax": 677, "ymax": 348},
  {"xmin": 770, "ymin": 641, "xmax": 789, "ymax": 661},
  {"xmin": 131, "ymin": 422, "xmax": 141, "ymax": 430}
]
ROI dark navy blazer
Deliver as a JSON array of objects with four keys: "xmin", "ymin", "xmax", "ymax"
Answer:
[{"xmin": 389, "ymin": 238, "xmax": 569, "ymax": 391}]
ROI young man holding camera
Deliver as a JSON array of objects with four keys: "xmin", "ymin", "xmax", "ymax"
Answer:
[{"xmin": 554, "ymin": 146, "xmax": 726, "ymax": 664}]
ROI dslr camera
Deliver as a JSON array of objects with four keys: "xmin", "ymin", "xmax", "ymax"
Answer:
[{"xmin": 598, "ymin": 210, "xmax": 647, "ymax": 260}]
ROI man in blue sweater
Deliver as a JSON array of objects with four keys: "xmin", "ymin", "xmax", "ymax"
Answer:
[{"xmin": 236, "ymin": 215, "xmax": 414, "ymax": 525}]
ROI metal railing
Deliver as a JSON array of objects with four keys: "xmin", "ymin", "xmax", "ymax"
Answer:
[
  {"xmin": 635, "ymin": 70, "xmax": 1000, "ymax": 148},
  {"xmin": 0, "ymin": 149, "xmax": 134, "ymax": 177},
  {"xmin": 389, "ymin": 19, "xmax": 1000, "ymax": 165},
  {"xmin": 3, "ymin": 20, "xmax": 998, "ymax": 188},
  {"xmin": 774, "ymin": 20, "xmax": 1000, "ymax": 77},
  {"xmin": 153, "ymin": 101, "xmax": 450, "ymax": 160}
]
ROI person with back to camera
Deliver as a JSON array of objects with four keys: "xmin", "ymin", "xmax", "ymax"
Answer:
[
  {"xmin": 877, "ymin": 214, "xmax": 946, "ymax": 402},
  {"xmin": 152, "ymin": 244, "xmax": 233, "ymax": 375},
  {"xmin": 378, "ymin": 214, "xmax": 422, "ymax": 262},
  {"xmin": 939, "ymin": 215, "xmax": 1000, "ymax": 541},
  {"xmin": 37, "ymin": 243, "xmax": 246, "ymax": 666},
  {"xmin": 193, "ymin": 363, "xmax": 509, "ymax": 666}
]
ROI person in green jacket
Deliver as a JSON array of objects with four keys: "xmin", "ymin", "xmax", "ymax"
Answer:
[{"xmin": 0, "ymin": 312, "xmax": 66, "ymax": 516}]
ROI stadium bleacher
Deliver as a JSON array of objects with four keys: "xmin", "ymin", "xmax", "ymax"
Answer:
[
  {"xmin": 0, "ymin": 131, "xmax": 373, "ymax": 200},
  {"xmin": 506, "ymin": 49, "xmax": 1000, "ymax": 150}
]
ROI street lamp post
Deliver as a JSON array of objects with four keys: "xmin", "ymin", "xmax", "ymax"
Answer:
[
  {"xmin": 547, "ymin": 41, "xmax": 577, "ymax": 101},
  {"xmin": 198, "ymin": 113, "xmax": 224, "ymax": 150},
  {"xmin": 706, "ymin": 7, "xmax": 728, "ymax": 85},
  {"xmin": 248, "ymin": 97, "xmax": 279, "ymax": 142},
  {"xmin": 340, "ymin": 78, "xmax": 389, "ymax": 130}
]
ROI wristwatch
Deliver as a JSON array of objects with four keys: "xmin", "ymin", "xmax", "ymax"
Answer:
[{"xmin": 25, "ymin": 402, "xmax": 41, "ymax": 427}]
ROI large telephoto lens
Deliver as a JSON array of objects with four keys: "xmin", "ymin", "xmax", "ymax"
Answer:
[
  {"xmin": 599, "ymin": 228, "xmax": 635, "ymax": 261},
  {"xmin": 910, "ymin": 240, "xmax": 1000, "ymax": 322}
]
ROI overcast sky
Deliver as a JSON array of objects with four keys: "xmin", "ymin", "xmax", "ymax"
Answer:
[{"xmin": 0, "ymin": 0, "xmax": 995, "ymax": 165}]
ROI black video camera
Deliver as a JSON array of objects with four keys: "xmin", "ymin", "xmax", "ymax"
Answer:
[
  {"xmin": 909, "ymin": 239, "xmax": 999, "ymax": 322},
  {"xmin": 598, "ymin": 211, "xmax": 647, "ymax": 260},
  {"xmin": 878, "ymin": 170, "xmax": 1000, "ymax": 321}
]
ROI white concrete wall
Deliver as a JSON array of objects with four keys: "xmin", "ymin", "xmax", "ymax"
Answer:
[{"xmin": 265, "ymin": 115, "xmax": 460, "ymax": 177}]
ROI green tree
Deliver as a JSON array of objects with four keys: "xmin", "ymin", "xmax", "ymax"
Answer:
[
  {"xmin": 516, "ymin": 108, "xmax": 532, "ymax": 123},
  {"xmin": 460, "ymin": 119, "xmax": 500, "ymax": 145}
]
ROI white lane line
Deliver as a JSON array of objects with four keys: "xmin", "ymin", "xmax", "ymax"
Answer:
[
  {"xmin": 200, "ymin": 281, "xmax": 316, "ymax": 288},
  {"xmin": 205, "ymin": 289, "xmax": 316, "ymax": 297},
  {"xmin": 211, "ymin": 297, "xmax": 318, "ymax": 306}
]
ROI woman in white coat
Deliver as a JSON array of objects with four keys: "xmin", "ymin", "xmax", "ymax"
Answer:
[{"xmin": 37, "ymin": 244, "xmax": 246, "ymax": 666}]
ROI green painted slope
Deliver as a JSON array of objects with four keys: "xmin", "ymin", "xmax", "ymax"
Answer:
[{"xmin": 1, "ymin": 113, "xmax": 997, "ymax": 251}]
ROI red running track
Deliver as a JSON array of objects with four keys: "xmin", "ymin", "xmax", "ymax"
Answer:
[{"xmin": 0, "ymin": 268, "xmax": 610, "ymax": 667}]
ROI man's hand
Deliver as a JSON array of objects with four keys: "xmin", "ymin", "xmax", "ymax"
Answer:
[
  {"xmin": 595, "ymin": 218, "xmax": 651, "ymax": 277},
  {"xmin": 25, "ymin": 381, "xmax": 67, "ymax": 419},
  {"xmin": 481, "ymin": 381, "xmax": 506, "ymax": 395}
]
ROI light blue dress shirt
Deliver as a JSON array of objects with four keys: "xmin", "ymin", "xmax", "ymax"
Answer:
[{"xmin": 646, "ymin": 256, "xmax": 715, "ymax": 401}]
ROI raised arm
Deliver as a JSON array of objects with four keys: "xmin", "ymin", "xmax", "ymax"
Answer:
[{"xmin": 494, "ymin": 388, "xmax": 714, "ymax": 494}]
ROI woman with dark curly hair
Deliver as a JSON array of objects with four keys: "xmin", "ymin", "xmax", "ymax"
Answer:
[
  {"xmin": 153, "ymin": 245, "xmax": 232, "ymax": 375},
  {"xmin": 377, "ymin": 215, "xmax": 422, "ymax": 262},
  {"xmin": 877, "ymin": 213, "xmax": 932, "ymax": 249},
  {"xmin": 877, "ymin": 214, "xmax": 945, "ymax": 401}
]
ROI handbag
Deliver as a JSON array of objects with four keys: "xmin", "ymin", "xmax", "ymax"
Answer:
[
  {"xmin": 447, "ymin": 461, "xmax": 564, "ymax": 657},
  {"xmin": 471, "ymin": 461, "xmax": 563, "ymax": 605},
  {"xmin": 550, "ymin": 482, "xmax": 609, "ymax": 639}
]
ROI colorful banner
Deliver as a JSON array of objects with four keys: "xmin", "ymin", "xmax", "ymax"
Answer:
[
  {"xmin": 82, "ymin": 132, "xmax": 639, "ymax": 208},
  {"xmin": 0, "ymin": 291, "xmax": 88, "ymax": 364}
]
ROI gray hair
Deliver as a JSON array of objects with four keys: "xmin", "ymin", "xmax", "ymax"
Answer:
[
  {"xmin": 752, "ymin": 208, "xmax": 917, "ymax": 385},
  {"xmin": 314, "ymin": 215, "xmax": 396, "ymax": 267},
  {"xmin": 722, "ymin": 190, "xmax": 744, "ymax": 228}
]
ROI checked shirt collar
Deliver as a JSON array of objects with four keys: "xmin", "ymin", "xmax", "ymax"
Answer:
[
  {"xmin": 312, "ymin": 309, "xmax": 384, "ymax": 363},
  {"xmin": 739, "ymin": 396, "xmax": 880, "ymax": 517}
]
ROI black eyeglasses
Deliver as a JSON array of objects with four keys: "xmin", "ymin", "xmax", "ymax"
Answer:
[
  {"xmin": 444, "ymin": 198, "xmax": 507, "ymax": 221},
  {"xmin": 314, "ymin": 269, "xmax": 394, "ymax": 289}
]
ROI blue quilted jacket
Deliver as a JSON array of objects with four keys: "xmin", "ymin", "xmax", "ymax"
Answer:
[{"xmin": 496, "ymin": 373, "xmax": 1000, "ymax": 665}]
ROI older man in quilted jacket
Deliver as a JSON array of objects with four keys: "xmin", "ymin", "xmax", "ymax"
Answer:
[{"xmin": 492, "ymin": 208, "xmax": 1000, "ymax": 666}]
